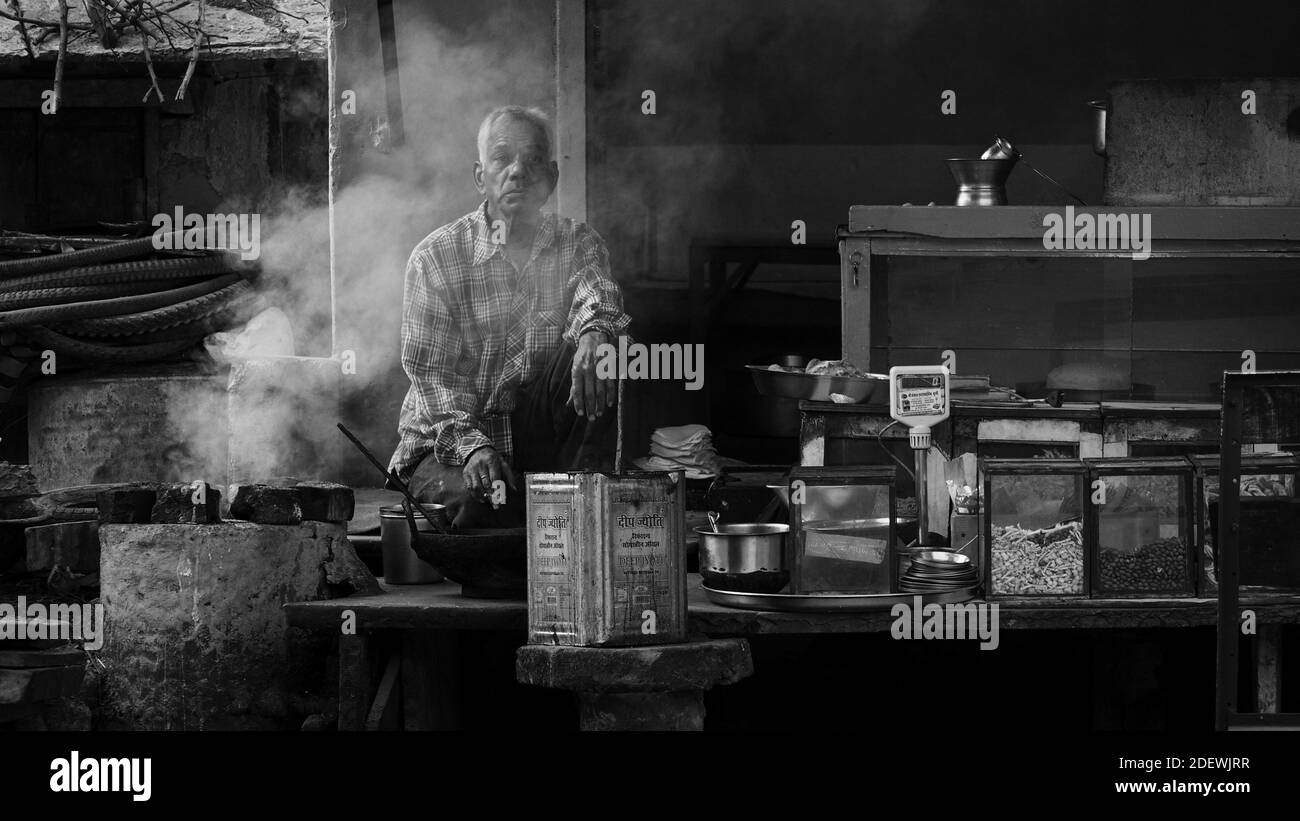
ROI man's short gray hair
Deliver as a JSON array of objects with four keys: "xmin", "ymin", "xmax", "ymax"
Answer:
[{"xmin": 476, "ymin": 105, "xmax": 555, "ymax": 163}]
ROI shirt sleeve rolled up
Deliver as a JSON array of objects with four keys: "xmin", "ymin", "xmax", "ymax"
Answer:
[
  {"xmin": 400, "ymin": 251, "xmax": 493, "ymax": 466},
  {"xmin": 564, "ymin": 225, "xmax": 632, "ymax": 344}
]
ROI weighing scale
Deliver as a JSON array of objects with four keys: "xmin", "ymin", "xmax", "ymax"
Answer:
[{"xmin": 888, "ymin": 365, "xmax": 951, "ymax": 546}]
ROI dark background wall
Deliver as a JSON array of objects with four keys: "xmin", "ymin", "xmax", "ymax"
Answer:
[
  {"xmin": 589, "ymin": 0, "xmax": 1300, "ymax": 286},
  {"xmin": 578, "ymin": 0, "xmax": 1300, "ymax": 459}
]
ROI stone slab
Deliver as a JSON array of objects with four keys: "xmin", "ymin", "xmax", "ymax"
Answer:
[{"xmin": 516, "ymin": 639, "xmax": 753, "ymax": 694}]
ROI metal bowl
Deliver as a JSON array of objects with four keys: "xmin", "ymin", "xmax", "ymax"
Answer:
[
  {"xmin": 410, "ymin": 527, "xmax": 527, "ymax": 599},
  {"xmin": 747, "ymin": 365, "xmax": 886, "ymax": 403},
  {"xmin": 910, "ymin": 549, "xmax": 971, "ymax": 566},
  {"xmin": 695, "ymin": 523, "xmax": 789, "ymax": 593}
]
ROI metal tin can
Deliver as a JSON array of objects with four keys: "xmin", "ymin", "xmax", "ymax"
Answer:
[
  {"xmin": 379, "ymin": 504, "xmax": 447, "ymax": 584},
  {"xmin": 526, "ymin": 471, "xmax": 688, "ymax": 646},
  {"xmin": 979, "ymin": 135, "xmax": 1021, "ymax": 161}
]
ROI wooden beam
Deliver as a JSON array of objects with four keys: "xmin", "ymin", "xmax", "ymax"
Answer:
[
  {"xmin": 1253, "ymin": 624, "xmax": 1281, "ymax": 714},
  {"xmin": 849, "ymin": 206, "xmax": 1300, "ymax": 241},
  {"xmin": 375, "ymin": 0, "xmax": 404, "ymax": 148},
  {"xmin": 336, "ymin": 632, "xmax": 371, "ymax": 731},
  {"xmin": 555, "ymin": 0, "xmax": 586, "ymax": 223},
  {"xmin": 364, "ymin": 653, "xmax": 402, "ymax": 730},
  {"xmin": 327, "ymin": 0, "xmax": 341, "ymax": 355},
  {"xmin": 840, "ymin": 236, "xmax": 870, "ymax": 367}
]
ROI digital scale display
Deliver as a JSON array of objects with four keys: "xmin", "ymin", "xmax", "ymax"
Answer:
[{"xmin": 893, "ymin": 373, "xmax": 947, "ymax": 417}]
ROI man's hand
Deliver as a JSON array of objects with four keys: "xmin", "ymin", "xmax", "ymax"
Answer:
[
  {"xmin": 570, "ymin": 330, "xmax": 616, "ymax": 418},
  {"xmin": 462, "ymin": 446, "xmax": 518, "ymax": 504}
]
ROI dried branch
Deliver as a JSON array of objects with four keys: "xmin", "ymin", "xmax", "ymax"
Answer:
[
  {"xmin": 174, "ymin": 0, "xmax": 203, "ymax": 101},
  {"xmin": 8, "ymin": 0, "xmax": 37, "ymax": 59},
  {"xmin": 245, "ymin": 0, "xmax": 307, "ymax": 24},
  {"xmin": 150, "ymin": 4, "xmax": 178, "ymax": 50},
  {"xmin": 51, "ymin": 0, "xmax": 68, "ymax": 114},
  {"xmin": 0, "ymin": 5, "xmax": 91, "ymax": 29},
  {"xmin": 140, "ymin": 34, "xmax": 164, "ymax": 102},
  {"xmin": 82, "ymin": 0, "xmax": 118, "ymax": 47},
  {"xmin": 6, "ymin": 1, "xmax": 310, "ymax": 108}
]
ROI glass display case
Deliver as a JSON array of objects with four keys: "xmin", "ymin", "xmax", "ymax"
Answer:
[
  {"xmin": 982, "ymin": 458, "xmax": 1088, "ymax": 597},
  {"xmin": 1086, "ymin": 457, "xmax": 1195, "ymax": 597},
  {"xmin": 1190, "ymin": 453, "xmax": 1300, "ymax": 594},
  {"xmin": 784, "ymin": 466, "xmax": 898, "ymax": 594}
]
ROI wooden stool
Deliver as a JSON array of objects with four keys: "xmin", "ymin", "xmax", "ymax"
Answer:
[{"xmin": 516, "ymin": 639, "xmax": 753, "ymax": 731}]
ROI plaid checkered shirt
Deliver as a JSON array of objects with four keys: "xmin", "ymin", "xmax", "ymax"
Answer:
[{"xmin": 389, "ymin": 202, "xmax": 631, "ymax": 476}]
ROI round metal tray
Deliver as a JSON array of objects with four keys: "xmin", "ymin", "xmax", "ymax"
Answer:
[{"xmin": 702, "ymin": 583, "xmax": 977, "ymax": 612}]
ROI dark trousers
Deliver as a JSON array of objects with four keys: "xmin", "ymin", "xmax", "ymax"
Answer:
[{"xmin": 407, "ymin": 340, "xmax": 618, "ymax": 527}]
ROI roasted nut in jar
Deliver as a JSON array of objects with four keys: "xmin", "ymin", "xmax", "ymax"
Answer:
[{"xmin": 1099, "ymin": 536, "xmax": 1190, "ymax": 592}]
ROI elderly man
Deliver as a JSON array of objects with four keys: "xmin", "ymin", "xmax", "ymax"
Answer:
[{"xmin": 389, "ymin": 105, "xmax": 631, "ymax": 527}]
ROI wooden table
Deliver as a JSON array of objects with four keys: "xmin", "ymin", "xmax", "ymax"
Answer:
[{"xmin": 284, "ymin": 577, "xmax": 1300, "ymax": 729}]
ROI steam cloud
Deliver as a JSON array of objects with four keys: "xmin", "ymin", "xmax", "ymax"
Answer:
[{"xmin": 248, "ymin": 6, "xmax": 559, "ymax": 481}]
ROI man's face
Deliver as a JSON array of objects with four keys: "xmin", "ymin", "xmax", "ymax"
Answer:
[{"xmin": 474, "ymin": 116, "xmax": 558, "ymax": 223}]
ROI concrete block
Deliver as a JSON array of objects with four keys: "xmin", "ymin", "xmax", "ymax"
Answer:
[
  {"xmin": 151, "ymin": 482, "xmax": 222, "ymax": 524},
  {"xmin": 97, "ymin": 487, "xmax": 159, "ymax": 524},
  {"xmin": 98, "ymin": 521, "xmax": 379, "ymax": 730},
  {"xmin": 516, "ymin": 639, "xmax": 754, "ymax": 694},
  {"xmin": 517, "ymin": 640, "xmax": 754, "ymax": 731},
  {"xmin": 228, "ymin": 484, "xmax": 302, "ymax": 525},
  {"xmin": 295, "ymin": 481, "xmax": 354, "ymax": 522},
  {"xmin": 1105, "ymin": 78, "xmax": 1300, "ymax": 206}
]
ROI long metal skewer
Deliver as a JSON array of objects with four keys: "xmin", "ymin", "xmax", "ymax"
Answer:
[
  {"xmin": 1021, "ymin": 158, "xmax": 1088, "ymax": 206},
  {"xmin": 336, "ymin": 422, "xmax": 448, "ymax": 533}
]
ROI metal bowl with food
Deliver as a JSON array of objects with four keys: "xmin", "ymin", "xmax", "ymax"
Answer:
[
  {"xmin": 409, "ymin": 527, "xmax": 527, "ymax": 599},
  {"xmin": 695, "ymin": 523, "xmax": 790, "ymax": 593},
  {"xmin": 747, "ymin": 362, "xmax": 887, "ymax": 403}
]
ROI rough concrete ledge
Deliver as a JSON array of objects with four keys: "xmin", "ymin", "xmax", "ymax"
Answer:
[{"xmin": 516, "ymin": 639, "xmax": 753, "ymax": 694}]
